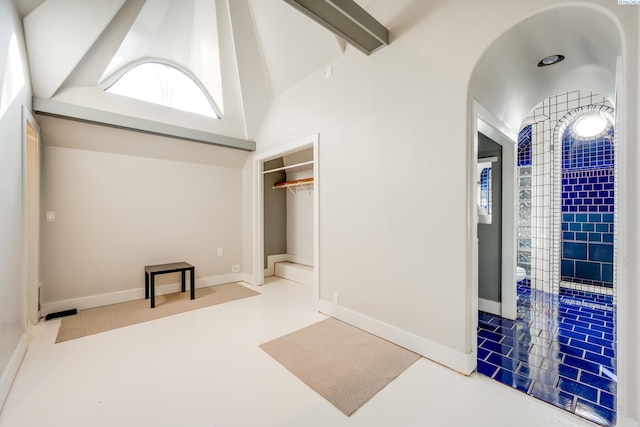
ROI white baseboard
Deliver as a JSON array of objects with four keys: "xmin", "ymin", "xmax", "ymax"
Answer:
[
  {"xmin": 285, "ymin": 254, "xmax": 313, "ymax": 268},
  {"xmin": 264, "ymin": 254, "xmax": 289, "ymax": 277},
  {"xmin": 41, "ymin": 273, "xmax": 243, "ymax": 317},
  {"xmin": 478, "ymin": 298, "xmax": 501, "ymax": 316},
  {"xmin": 274, "ymin": 262, "xmax": 313, "ymax": 286},
  {"xmin": 0, "ymin": 333, "xmax": 28, "ymax": 412},
  {"xmin": 316, "ymin": 300, "xmax": 476, "ymax": 375},
  {"xmin": 241, "ymin": 272, "xmax": 257, "ymax": 285},
  {"xmin": 264, "ymin": 254, "xmax": 314, "ymax": 278}
]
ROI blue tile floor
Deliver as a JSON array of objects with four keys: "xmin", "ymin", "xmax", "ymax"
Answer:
[{"xmin": 477, "ymin": 284, "xmax": 616, "ymax": 426}]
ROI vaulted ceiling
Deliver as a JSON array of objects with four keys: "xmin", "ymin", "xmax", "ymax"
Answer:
[
  {"xmin": 17, "ymin": 0, "xmax": 348, "ymax": 144},
  {"xmin": 17, "ymin": 0, "xmax": 621, "ymax": 146}
]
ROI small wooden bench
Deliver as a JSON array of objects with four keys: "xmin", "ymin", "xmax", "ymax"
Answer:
[{"xmin": 144, "ymin": 262, "xmax": 195, "ymax": 308}]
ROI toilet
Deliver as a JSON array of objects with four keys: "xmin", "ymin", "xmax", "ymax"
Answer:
[{"xmin": 516, "ymin": 266, "xmax": 527, "ymax": 283}]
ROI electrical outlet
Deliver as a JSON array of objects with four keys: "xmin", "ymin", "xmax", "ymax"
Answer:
[
  {"xmin": 333, "ymin": 293, "xmax": 339, "ymax": 305},
  {"xmin": 232, "ymin": 265, "xmax": 240, "ymax": 273}
]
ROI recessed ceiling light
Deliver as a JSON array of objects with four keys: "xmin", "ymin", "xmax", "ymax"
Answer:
[
  {"xmin": 537, "ymin": 54, "xmax": 565, "ymax": 67},
  {"xmin": 574, "ymin": 114, "xmax": 608, "ymax": 138}
]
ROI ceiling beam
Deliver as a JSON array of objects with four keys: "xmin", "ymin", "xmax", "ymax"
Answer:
[
  {"xmin": 32, "ymin": 98, "xmax": 256, "ymax": 152},
  {"xmin": 281, "ymin": 0, "xmax": 389, "ymax": 55}
]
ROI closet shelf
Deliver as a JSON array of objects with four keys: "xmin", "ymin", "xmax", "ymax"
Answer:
[
  {"xmin": 263, "ymin": 160, "xmax": 313, "ymax": 174},
  {"xmin": 272, "ymin": 177, "xmax": 314, "ymax": 189}
]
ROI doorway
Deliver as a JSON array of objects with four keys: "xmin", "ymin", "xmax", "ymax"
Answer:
[
  {"xmin": 472, "ymin": 104, "xmax": 518, "ymax": 321},
  {"xmin": 476, "ymin": 92, "xmax": 620, "ymax": 427},
  {"xmin": 477, "ymin": 135, "xmax": 502, "ymax": 316},
  {"xmin": 263, "ymin": 148, "xmax": 314, "ymax": 279},
  {"xmin": 252, "ymin": 134, "xmax": 319, "ymax": 300},
  {"xmin": 467, "ymin": 4, "xmax": 627, "ymax": 425},
  {"xmin": 23, "ymin": 106, "xmax": 40, "ymax": 325}
]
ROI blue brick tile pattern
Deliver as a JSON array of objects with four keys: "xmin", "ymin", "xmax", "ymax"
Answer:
[
  {"xmin": 518, "ymin": 125, "xmax": 532, "ymax": 167},
  {"xmin": 477, "ymin": 284, "xmax": 616, "ymax": 427},
  {"xmin": 562, "ymin": 124, "xmax": 614, "ymax": 171},
  {"xmin": 480, "ymin": 168, "xmax": 491, "ymax": 215},
  {"xmin": 561, "ymin": 169, "xmax": 614, "ymax": 287},
  {"xmin": 562, "ymin": 170, "xmax": 614, "ymax": 215}
]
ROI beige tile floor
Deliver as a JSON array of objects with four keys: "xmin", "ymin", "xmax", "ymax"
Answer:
[{"xmin": 0, "ymin": 277, "xmax": 595, "ymax": 427}]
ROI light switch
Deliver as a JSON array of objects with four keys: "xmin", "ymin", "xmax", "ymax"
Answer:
[
  {"xmin": 46, "ymin": 211, "xmax": 55, "ymax": 222},
  {"xmin": 217, "ymin": 248, "xmax": 223, "ymax": 256}
]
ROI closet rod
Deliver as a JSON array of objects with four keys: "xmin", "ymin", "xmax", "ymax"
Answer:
[
  {"xmin": 272, "ymin": 177, "xmax": 314, "ymax": 189},
  {"xmin": 262, "ymin": 160, "xmax": 314, "ymax": 174}
]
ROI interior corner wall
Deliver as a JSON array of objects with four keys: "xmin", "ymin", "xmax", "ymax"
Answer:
[
  {"xmin": 263, "ymin": 158, "xmax": 287, "ymax": 268},
  {"xmin": 241, "ymin": 155, "xmax": 254, "ymax": 281},
  {"xmin": 286, "ymin": 169, "xmax": 314, "ymax": 266},
  {"xmin": 39, "ymin": 122, "xmax": 244, "ymax": 307},
  {"xmin": 0, "ymin": 0, "xmax": 32, "ymax": 408}
]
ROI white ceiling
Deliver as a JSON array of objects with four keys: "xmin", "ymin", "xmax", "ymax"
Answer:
[
  {"xmin": 247, "ymin": 0, "xmax": 344, "ymax": 97},
  {"xmin": 18, "ymin": 0, "xmax": 622, "ymax": 143},
  {"xmin": 15, "ymin": 0, "xmax": 45, "ymax": 17},
  {"xmin": 470, "ymin": 5, "xmax": 621, "ymax": 132}
]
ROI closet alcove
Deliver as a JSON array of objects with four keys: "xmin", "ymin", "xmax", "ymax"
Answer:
[{"xmin": 262, "ymin": 147, "xmax": 314, "ymax": 285}]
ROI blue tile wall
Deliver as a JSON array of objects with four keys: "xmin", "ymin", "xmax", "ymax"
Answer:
[
  {"xmin": 561, "ymin": 170, "xmax": 615, "ymax": 214},
  {"xmin": 480, "ymin": 168, "xmax": 491, "ymax": 215},
  {"xmin": 563, "ymin": 241, "xmax": 587, "ymax": 260},
  {"xmin": 590, "ymin": 244, "xmax": 614, "ymax": 263},
  {"xmin": 518, "ymin": 107, "xmax": 616, "ymax": 289},
  {"xmin": 562, "ymin": 169, "xmax": 614, "ymax": 287},
  {"xmin": 518, "ymin": 125, "xmax": 532, "ymax": 167},
  {"xmin": 562, "ymin": 124, "xmax": 614, "ymax": 171},
  {"xmin": 575, "ymin": 262, "xmax": 601, "ymax": 282},
  {"xmin": 560, "ymin": 213, "xmax": 614, "ymax": 287}
]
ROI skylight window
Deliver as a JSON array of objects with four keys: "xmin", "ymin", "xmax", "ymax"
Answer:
[
  {"xmin": 106, "ymin": 62, "xmax": 219, "ymax": 118},
  {"xmin": 573, "ymin": 114, "xmax": 608, "ymax": 138}
]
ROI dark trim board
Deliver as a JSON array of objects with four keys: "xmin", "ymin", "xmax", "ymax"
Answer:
[{"xmin": 32, "ymin": 97, "xmax": 255, "ymax": 152}]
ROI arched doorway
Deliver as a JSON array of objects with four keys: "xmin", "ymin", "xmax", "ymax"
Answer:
[{"xmin": 468, "ymin": 5, "xmax": 623, "ymax": 426}]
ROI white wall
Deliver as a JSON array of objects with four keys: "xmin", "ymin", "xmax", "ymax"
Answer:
[
  {"xmin": 253, "ymin": 0, "xmax": 482, "ymax": 364},
  {"xmin": 247, "ymin": 5, "xmax": 640, "ymax": 421},
  {"xmin": 242, "ymin": 154, "xmax": 254, "ymax": 281},
  {"xmin": 286, "ymin": 169, "xmax": 313, "ymax": 266},
  {"xmin": 0, "ymin": 0, "xmax": 32, "ymax": 409},
  {"xmin": 39, "ymin": 117, "xmax": 246, "ymax": 310}
]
